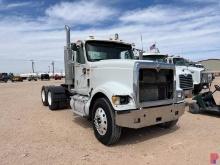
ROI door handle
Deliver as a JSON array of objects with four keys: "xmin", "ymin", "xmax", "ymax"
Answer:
[{"xmin": 82, "ymin": 68, "xmax": 86, "ymax": 74}]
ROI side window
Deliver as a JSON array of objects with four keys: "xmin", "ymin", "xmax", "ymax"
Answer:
[
  {"xmin": 169, "ymin": 59, "xmax": 172, "ymax": 64},
  {"xmin": 76, "ymin": 47, "xmax": 85, "ymax": 64}
]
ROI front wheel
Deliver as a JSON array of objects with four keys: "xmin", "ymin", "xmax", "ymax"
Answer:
[
  {"xmin": 189, "ymin": 102, "xmax": 200, "ymax": 114},
  {"xmin": 92, "ymin": 98, "xmax": 121, "ymax": 145}
]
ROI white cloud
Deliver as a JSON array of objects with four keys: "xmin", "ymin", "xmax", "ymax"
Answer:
[
  {"xmin": 6, "ymin": 2, "xmax": 31, "ymax": 9},
  {"xmin": 119, "ymin": 5, "xmax": 219, "ymax": 25},
  {"xmin": 117, "ymin": 4, "xmax": 220, "ymax": 60},
  {"xmin": 0, "ymin": 1, "xmax": 32, "ymax": 10},
  {"xmin": 0, "ymin": 1, "xmax": 220, "ymax": 73},
  {"xmin": 181, "ymin": 0, "xmax": 219, "ymax": 3},
  {"xmin": 45, "ymin": 1, "xmax": 116, "ymax": 25}
]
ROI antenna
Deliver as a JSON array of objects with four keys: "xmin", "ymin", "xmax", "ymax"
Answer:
[
  {"xmin": 139, "ymin": 34, "xmax": 143, "ymax": 60},
  {"xmin": 141, "ymin": 34, "xmax": 143, "ymax": 52}
]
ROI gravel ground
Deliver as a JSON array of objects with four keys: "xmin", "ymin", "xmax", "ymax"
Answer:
[{"xmin": 0, "ymin": 78, "xmax": 220, "ymax": 165}]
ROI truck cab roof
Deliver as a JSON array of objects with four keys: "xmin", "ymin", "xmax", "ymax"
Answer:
[{"xmin": 74, "ymin": 38, "xmax": 132, "ymax": 47}]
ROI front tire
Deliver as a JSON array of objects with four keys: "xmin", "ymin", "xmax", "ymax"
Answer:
[
  {"xmin": 92, "ymin": 98, "xmax": 121, "ymax": 145},
  {"xmin": 189, "ymin": 102, "xmax": 200, "ymax": 114}
]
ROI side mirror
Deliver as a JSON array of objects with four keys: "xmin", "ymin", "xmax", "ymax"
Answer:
[{"xmin": 71, "ymin": 43, "xmax": 78, "ymax": 51}]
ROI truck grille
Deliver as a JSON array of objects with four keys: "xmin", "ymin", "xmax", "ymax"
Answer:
[
  {"xmin": 139, "ymin": 69, "xmax": 174, "ymax": 102},
  {"xmin": 179, "ymin": 74, "xmax": 193, "ymax": 90}
]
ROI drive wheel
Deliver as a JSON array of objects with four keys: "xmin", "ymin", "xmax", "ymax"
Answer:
[
  {"xmin": 159, "ymin": 119, "xmax": 178, "ymax": 129},
  {"xmin": 189, "ymin": 102, "xmax": 200, "ymax": 114},
  {"xmin": 47, "ymin": 89, "xmax": 58, "ymax": 110},
  {"xmin": 92, "ymin": 98, "xmax": 121, "ymax": 145},
  {"xmin": 41, "ymin": 86, "xmax": 48, "ymax": 106}
]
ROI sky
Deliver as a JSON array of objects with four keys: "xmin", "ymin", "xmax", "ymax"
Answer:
[{"xmin": 0, "ymin": 0, "xmax": 220, "ymax": 73}]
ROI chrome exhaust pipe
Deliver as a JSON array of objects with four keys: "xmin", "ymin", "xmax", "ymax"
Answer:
[
  {"xmin": 65, "ymin": 25, "xmax": 70, "ymax": 47},
  {"xmin": 64, "ymin": 25, "xmax": 74, "ymax": 86}
]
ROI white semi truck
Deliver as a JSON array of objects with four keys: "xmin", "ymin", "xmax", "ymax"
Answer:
[
  {"xmin": 41, "ymin": 26, "xmax": 185, "ymax": 145},
  {"xmin": 167, "ymin": 56, "xmax": 213, "ymax": 94},
  {"xmin": 142, "ymin": 52, "xmax": 194, "ymax": 97}
]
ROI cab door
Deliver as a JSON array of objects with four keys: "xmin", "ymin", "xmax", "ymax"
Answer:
[{"xmin": 74, "ymin": 45, "xmax": 90, "ymax": 95}]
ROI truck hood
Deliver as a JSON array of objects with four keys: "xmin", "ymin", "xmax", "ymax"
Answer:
[
  {"xmin": 187, "ymin": 66, "xmax": 204, "ymax": 85},
  {"xmin": 175, "ymin": 66, "xmax": 193, "ymax": 75},
  {"xmin": 187, "ymin": 66, "xmax": 204, "ymax": 73}
]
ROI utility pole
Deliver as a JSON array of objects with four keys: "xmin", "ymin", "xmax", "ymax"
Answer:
[
  {"xmin": 51, "ymin": 61, "xmax": 55, "ymax": 78},
  {"xmin": 48, "ymin": 66, "xmax": 50, "ymax": 73},
  {"xmin": 30, "ymin": 60, "xmax": 35, "ymax": 73}
]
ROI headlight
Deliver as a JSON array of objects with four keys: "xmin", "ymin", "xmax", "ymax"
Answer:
[
  {"xmin": 176, "ymin": 90, "xmax": 184, "ymax": 102},
  {"xmin": 177, "ymin": 92, "xmax": 182, "ymax": 98},
  {"xmin": 208, "ymin": 73, "xmax": 213, "ymax": 82},
  {"xmin": 112, "ymin": 95, "xmax": 130, "ymax": 105},
  {"xmin": 201, "ymin": 72, "xmax": 211, "ymax": 83}
]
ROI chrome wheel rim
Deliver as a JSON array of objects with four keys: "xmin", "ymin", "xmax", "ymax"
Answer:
[
  {"xmin": 41, "ymin": 90, "xmax": 46, "ymax": 102},
  {"xmin": 48, "ymin": 91, "xmax": 52, "ymax": 106},
  {"xmin": 94, "ymin": 108, "xmax": 107, "ymax": 136}
]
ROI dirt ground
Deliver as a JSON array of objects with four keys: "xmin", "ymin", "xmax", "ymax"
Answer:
[{"xmin": 0, "ymin": 78, "xmax": 220, "ymax": 165}]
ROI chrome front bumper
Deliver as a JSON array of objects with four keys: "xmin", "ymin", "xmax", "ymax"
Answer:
[{"xmin": 115, "ymin": 103, "xmax": 185, "ymax": 129}]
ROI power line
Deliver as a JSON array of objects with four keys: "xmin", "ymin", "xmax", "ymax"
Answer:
[{"xmin": 0, "ymin": 58, "xmax": 63, "ymax": 62}]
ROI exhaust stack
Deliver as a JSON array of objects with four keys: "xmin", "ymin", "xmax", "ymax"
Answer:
[
  {"xmin": 65, "ymin": 25, "xmax": 70, "ymax": 47},
  {"xmin": 64, "ymin": 25, "xmax": 74, "ymax": 87}
]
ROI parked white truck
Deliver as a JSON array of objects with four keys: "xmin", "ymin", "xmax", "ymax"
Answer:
[
  {"xmin": 41, "ymin": 26, "xmax": 185, "ymax": 145},
  {"xmin": 142, "ymin": 52, "xmax": 194, "ymax": 98},
  {"xmin": 167, "ymin": 56, "xmax": 213, "ymax": 94}
]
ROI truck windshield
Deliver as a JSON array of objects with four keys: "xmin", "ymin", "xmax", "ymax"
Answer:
[
  {"xmin": 173, "ymin": 58, "xmax": 190, "ymax": 66},
  {"xmin": 86, "ymin": 41, "xmax": 134, "ymax": 61},
  {"xmin": 143, "ymin": 55, "xmax": 167, "ymax": 62}
]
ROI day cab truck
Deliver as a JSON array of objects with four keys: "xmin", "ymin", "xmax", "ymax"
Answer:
[
  {"xmin": 167, "ymin": 56, "xmax": 213, "ymax": 94},
  {"xmin": 40, "ymin": 26, "xmax": 185, "ymax": 145}
]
